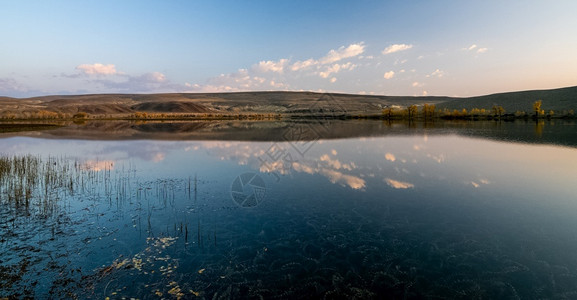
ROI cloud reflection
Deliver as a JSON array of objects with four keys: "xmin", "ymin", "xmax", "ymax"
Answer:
[
  {"xmin": 80, "ymin": 160, "xmax": 115, "ymax": 171},
  {"xmin": 384, "ymin": 178, "xmax": 415, "ymax": 189},
  {"xmin": 293, "ymin": 162, "xmax": 366, "ymax": 190},
  {"xmin": 385, "ymin": 153, "xmax": 396, "ymax": 162}
]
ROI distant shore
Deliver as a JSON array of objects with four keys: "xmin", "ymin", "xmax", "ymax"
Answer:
[{"xmin": 1, "ymin": 86, "xmax": 576, "ymax": 122}]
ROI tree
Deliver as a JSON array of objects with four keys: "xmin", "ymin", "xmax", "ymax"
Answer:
[
  {"xmin": 407, "ymin": 105, "xmax": 418, "ymax": 119},
  {"xmin": 382, "ymin": 107, "xmax": 393, "ymax": 119},
  {"xmin": 491, "ymin": 105, "xmax": 504, "ymax": 119},
  {"xmin": 73, "ymin": 112, "xmax": 88, "ymax": 119},
  {"xmin": 533, "ymin": 100, "xmax": 542, "ymax": 119},
  {"xmin": 423, "ymin": 104, "xmax": 436, "ymax": 119}
]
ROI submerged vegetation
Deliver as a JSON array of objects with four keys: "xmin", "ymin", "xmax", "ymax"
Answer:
[{"xmin": 0, "ymin": 154, "xmax": 205, "ymax": 298}]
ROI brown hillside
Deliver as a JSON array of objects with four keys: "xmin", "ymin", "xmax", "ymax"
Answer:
[{"xmin": 131, "ymin": 101, "xmax": 210, "ymax": 113}]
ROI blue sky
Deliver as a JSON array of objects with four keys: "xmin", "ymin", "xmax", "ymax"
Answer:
[{"xmin": 1, "ymin": 0, "xmax": 576, "ymax": 97}]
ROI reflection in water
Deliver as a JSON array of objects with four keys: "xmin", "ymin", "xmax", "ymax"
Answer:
[
  {"xmin": 80, "ymin": 160, "xmax": 115, "ymax": 171},
  {"xmin": 1, "ymin": 128, "xmax": 577, "ymax": 298},
  {"xmin": 535, "ymin": 119, "xmax": 545, "ymax": 137},
  {"xmin": 384, "ymin": 178, "xmax": 414, "ymax": 189}
]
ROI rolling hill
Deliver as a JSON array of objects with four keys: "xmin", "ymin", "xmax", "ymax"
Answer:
[
  {"xmin": 1, "ymin": 86, "xmax": 576, "ymax": 118},
  {"xmin": 436, "ymin": 86, "xmax": 577, "ymax": 113}
]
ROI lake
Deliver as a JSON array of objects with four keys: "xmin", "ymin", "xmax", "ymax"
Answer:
[{"xmin": 1, "ymin": 120, "xmax": 577, "ymax": 298}]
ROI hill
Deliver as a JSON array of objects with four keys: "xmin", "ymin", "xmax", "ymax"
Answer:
[
  {"xmin": 436, "ymin": 86, "xmax": 577, "ymax": 113},
  {"xmin": 0, "ymin": 86, "xmax": 576, "ymax": 119},
  {"xmin": 0, "ymin": 91, "xmax": 451, "ymax": 118}
]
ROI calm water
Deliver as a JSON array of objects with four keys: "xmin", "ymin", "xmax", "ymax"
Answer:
[{"xmin": 1, "ymin": 121, "xmax": 577, "ymax": 298}]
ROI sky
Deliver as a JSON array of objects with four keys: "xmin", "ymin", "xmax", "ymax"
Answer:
[{"xmin": 1, "ymin": 0, "xmax": 577, "ymax": 98}]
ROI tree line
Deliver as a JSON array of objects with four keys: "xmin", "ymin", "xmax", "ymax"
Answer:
[{"xmin": 380, "ymin": 100, "xmax": 575, "ymax": 120}]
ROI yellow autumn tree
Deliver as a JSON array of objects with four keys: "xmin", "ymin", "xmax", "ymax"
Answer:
[
  {"xmin": 533, "ymin": 100, "xmax": 542, "ymax": 119},
  {"xmin": 422, "ymin": 104, "xmax": 436, "ymax": 119},
  {"xmin": 407, "ymin": 105, "xmax": 418, "ymax": 119},
  {"xmin": 382, "ymin": 107, "xmax": 393, "ymax": 119},
  {"xmin": 492, "ymin": 105, "xmax": 505, "ymax": 119}
]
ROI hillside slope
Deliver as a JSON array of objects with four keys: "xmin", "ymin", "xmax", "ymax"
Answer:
[
  {"xmin": 1, "ymin": 86, "xmax": 576, "ymax": 118},
  {"xmin": 437, "ymin": 86, "xmax": 577, "ymax": 113},
  {"xmin": 0, "ymin": 91, "xmax": 451, "ymax": 117}
]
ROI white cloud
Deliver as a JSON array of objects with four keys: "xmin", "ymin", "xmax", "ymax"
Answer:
[
  {"xmin": 412, "ymin": 81, "xmax": 423, "ymax": 87},
  {"xmin": 383, "ymin": 71, "xmax": 395, "ymax": 79},
  {"xmin": 76, "ymin": 63, "xmax": 119, "ymax": 76},
  {"xmin": 320, "ymin": 43, "xmax": 365, "ymax": 64},
  {"xmin": 427, "ymin": 69, "xmax": 444, "ymax": 78},
  {"xmin": 143, "ymin": 72, "xmax": 166, "ymax": 82},
  {"xmin": 382, "ymin": 44, "xmax": 413, "ymax": 55},
  {"xmin": 187, "ymin": 43, "xmax": 364, "ymax": 93},
  {"xmin": 254, "ymin": 59, "xmax": 289, "ymax": 73},
  {"xmin": 318, "ymin": 62, "xmax": 355, "ymax": 78},
  {"xmin": 463, "ymin": 44, "xmax": 488, "ymax": 54},
  {"xmin": 384, "ymin": 178, "xmax": 414, "ymax": 189},
  {"xmin": 270, "ymin": 80, "xmax": 285, "ymax": 88},
  {"xmin": 290, "ymin": 59, "xmax": 316, "ymax": 71}
]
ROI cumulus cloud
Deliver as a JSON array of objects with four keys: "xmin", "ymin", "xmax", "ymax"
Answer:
[
  {"xmin": 382, "ymin": 44, "xmax": 413, "ymax": 55},
  {"xmin": 76, "ymin": 63, "xmax": 119, "ymax": 76},
  {"xmin": 384, "ymin": 178, "xmax": 414, "ymax": 189},
  {"xmin": 383, "ymin": 71, "xmax": 395, "ymax": 79},
  {"xmin": 318, "ymin": 62, "xmax": 355, "ymax": 78},
  {"xmin": 426, "ymin": 69, "xmax": 444, "ymax": 78},
  {"xmin": 187, "ymin": 43, "xmax": 364, "ymax": 92},
  {"xmin": 253, "ymin": 59, "xmax": 289, "ymax": 73},
  {"xmin": 290, "ymin": 59, "xmax": 316, "ymax": 71},
  {"xmin": 319, "ymin": 43, "xmax": 365, "ymax": 64},
  {"xmin": 61, "ymin": 43, "xmax": 366, "ymax": 94},
  {"xmin": 463, "ymin": 44, "xmax": 488, "ymax": 54},
  {"xmin": 412, "ymin": 81, "xmax": 423, "ymax": 87}
]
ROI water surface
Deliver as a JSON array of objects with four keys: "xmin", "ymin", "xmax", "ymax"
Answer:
[{"xmin": 1, "ymin": 120, "xmax": 577, "ymax": 298}]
